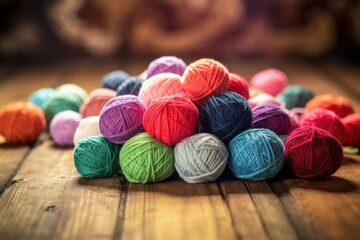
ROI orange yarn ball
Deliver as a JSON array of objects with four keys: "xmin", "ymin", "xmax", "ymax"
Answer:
[
  {"xmin": 0, "ymin": 102, "xmax": 45, "ymax": 143},
  {"xmin": 342, "ymin": 113, "xmax": 360, "ymax": 147},
  {"xmin": 80, "ymin": 88, "xmax": 116, "ymax": 118},
  {"xmin": 227, "ymin": 73, "xmax": 249, "ymax": 99},
  {"xmin": 304, "ymin": 94, "xmax": 354, "ymax": 118},
  {"xmin": 181, "ymin": 58, "xmax": 229, "ymax": 105},
  {"xmin": 138, "ymin": 73, "xmax": 186, "ymax": 107},
  {"xmin": 143, "ymin": 95, "xmax": 199, "ymax": 146}
]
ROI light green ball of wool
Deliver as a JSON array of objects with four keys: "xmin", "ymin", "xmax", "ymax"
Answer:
[
  {"xmin": 57, "ymin": 83, "xmax": 88, "ymax": 101},
  {"xmin": 119, "ymin": 132, "xmax": 175, "ymax": 183},
  {"xmin": 74, "ymin": 136, "xmax": 121, "ymax": 178},
  {"xmin": 43, "ymin": 92, "xmax": 83, "ymax": 125}
]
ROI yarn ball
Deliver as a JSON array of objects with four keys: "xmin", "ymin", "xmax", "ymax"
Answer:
[
  {"xmin": 143, "ymin": 95, "xmax": 199, "ymax": 146},
  {"xmin": 56, "ymin": 83, "xmax": 88, "ymax": 101},
  {"xmin": 252, "ymin": 104, "xmax": 291, "ymax": 135},
  {"xmin": 300, "ymin": 108, "xmax": 345, "ymax": 144},
  {"xmin": 147, "ymin": 56, "xmax": 187, "ymax": 79},
  {"xmin": 50, "ymin": 110, "xmax": 81, "ymax": 146},
  {"xmin": 119, "ymin": 132, "xmax": 174, "ymax": 183},
  {"xmin": 138, "ymin": 73, "xmax": 186, "ymax": 107},
  {"xmin": 342, "ymin": 113, "xmax": 360, "ymax": 147},
  {"xmin": 304, "ymin": 94, "xmax": 354, "ymax": 118},
  {"xmin": 28, "ymin": 87, "xmax": 56, "ymax": 109},
  {"xmin": 277, "ymin": 85, "xmax": 314, "ymax": 109},
  {"xmin": 43, "ymin": 92, "xmax": 83, "ymax": 124},
  {"xmin": 73, "ymin": 116, "xmax": 101, "ymax": 145},
  {"xmin": 116, "ymin": 76, "xmax": 144, "ymax": 96},
  {"xmin": 74, "ymin": 136, "xmax": 121, "ymax": 178},
  {"xmin": 181, "ymin": 58, "xmax": 229, "ymax": 105},
  {"xmin": 228, "ymin": 129, "xmax": 285, "ymax": 181},
  {"xmin": 250, "ymin": 68, "xmax": 289, "ymax": 96},
  {"xmin": 282, "ymin": 107, "xmax": 300, "ymax": 134},
  {"xmin": 248, "ymin": 93, "xmax": 284, "ymax": 109},
  {"xmin": 227, "ymin": 73, "xmax": 249, "ymax": 99},
  {"xmin": 174, "ymin": 133, "xmax": 228, "ymax": 183},
  {"xmin": 0, "ymin": 102, "xmax": 45, "ymax": 143},
  {"xmin": 285, "ymin": 125, "xmax": 343, "ymax": 180},
  {"xmin": 99, "ymin": 95, "xmax": 145, "ymax": 144},
  {"xmin": 80, "ymin": 88, "xmax": 116, "ymax": 118},
  {"xmin": 199, "ymin": 92, "xmax": 252, "ymax": 144},
  {"xmin": 101, "ymin": 70, "xmax": 130, "ymax": 90}
]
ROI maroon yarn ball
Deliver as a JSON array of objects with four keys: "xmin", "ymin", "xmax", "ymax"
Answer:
[
  {"xmin": 252, "ymin": 104, "xmax": 291, "ymax": 135},
  {"xmin": 285, "ymin": 125, "xmax": 343, "ymax": 180}
]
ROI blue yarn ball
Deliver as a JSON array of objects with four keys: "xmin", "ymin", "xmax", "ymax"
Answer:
[
  {"xmin": 199, "ymin": 92, "xmax": 252, "ymax": 144},
  {"xmin": 116, "ymin": 76, "xmax": 144, "ymax": 96},
  {"xmin": 101, "ymin": 70, "xmax": 130, "ymax": 90},
  {"xmin": 228, "ymin": 128, "xmax": 285, "ymax": 181},
  {"xmin": 28, "ymin": 87, "xmax": 56, "ymax": 109}
]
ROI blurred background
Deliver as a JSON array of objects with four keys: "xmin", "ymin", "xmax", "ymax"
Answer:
[{"xmin": 0, "ymin": 0, "xmax": 360, "ymax": 62}]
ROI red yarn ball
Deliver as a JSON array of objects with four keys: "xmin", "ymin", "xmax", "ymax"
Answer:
[
  {"xmin": 181, "ymin": 58, "xmax": 229, "ymax": 105},
  {"xmin": 80, "ymin": 88, "xmax": 116, "ymax": 118},
  {"xmin": 304, "ymin": 94, "xmax": 354, "ymax": 118},
  {"xmin": 300, "ymin": 108, "xmax": 345, "ymax": 144},
  {"xmin": 285, "ymin": 125, "xmax": 343, "ymax": 180},
  {"xmin": 143, "ymin": 95, "xmax": 199, "ymax": 145},
  {"xmin": 227, "ymin": 73, "xmax": 249, "ymax": 99},
  {"xmin": 250, "ymin": 68, "xmax": 288, "ymax": 96},
  {"xmin": 342, "ymin": 113, "xmax": 360, "ymax": 147}
]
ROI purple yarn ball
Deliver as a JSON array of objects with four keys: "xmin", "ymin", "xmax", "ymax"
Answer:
[
  {"xmin": 50, "ymin": 110, "xmax": 82, "ymax": 146},
  {"xmin": 99, "ymin": 95, "xmax": 146, "ymax": 144},
  {"xmin": 252, "ymin": 103, "xmax": 291, "ymax": 135},
  {"xmin": 147, "ymin": 56, "xmax": 187, "ymax": 79}
]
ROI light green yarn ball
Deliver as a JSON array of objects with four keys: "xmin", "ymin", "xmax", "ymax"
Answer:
[
  {"xmin": 119, "ymin": 132, "xmax": 174, "ymax": 183},
  {"xmin": 74, "ymin": 136, "xmax": 121, "ymax": 178},
  {"xmin": 57, "ymin": 83, "xmax": 88, "ymax": 101}
]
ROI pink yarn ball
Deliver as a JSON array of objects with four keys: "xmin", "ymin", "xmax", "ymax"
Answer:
[
  {"xmin": 250, "ymin": 68, "xmax": 288, "ymax": 96},
  {"xmin": 80, "ymin": 88, "xmax": 116, "ymax": 118},
  {"xmin": 50, "ymin": 110, "xmax": 82, "ymax": 146}
]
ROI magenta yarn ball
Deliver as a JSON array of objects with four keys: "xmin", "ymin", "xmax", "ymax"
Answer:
[
  {"xmin": 250, "ymin": 68, "xmax": 288, "ymax": 96},
  {"xmin": 50, "ymin": 110, "xmax": 82, "ymax": 146},
  {"xmin": 252, "ymin": 104, "xmax": 291, "ymax": 135},
  {"xmin": 99, "ymin": 95, "xmax": 146, "ymax": 144},
  {"xmin": 147, "ymin": 56, "xmax": 187, "ymax": 79}
]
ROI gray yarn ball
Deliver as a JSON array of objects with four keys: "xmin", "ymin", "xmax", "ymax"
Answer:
[{"xmin": 174, "ymin": 133, "xmax": 228, "ymax": 183}]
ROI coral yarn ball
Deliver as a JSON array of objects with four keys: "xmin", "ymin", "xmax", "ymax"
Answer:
[
  {"xmin": 0, "ymin": 102, "xmax": 45, "ymax": 143},
  {"xmin": 50, "ymin": 110, "xmax": 81, "ymax": 146},
  {"xmin": 227, "ymin": 73, "xmax": 249, "ymax": 99},
  {"xmin": 250, "ymin": 68, "xmax": 288, "ymax": 96},
  {"xmin": 342, "ymin": 113, "xmax": 360, "ymax": 147},
  {"xmin": 99, "ymin": 95, "xmax": 145, "ymax": 144},
  {"xmin": 143, "ymin": 95, "xmax": 199, "ymax": 146},
  {"xmin": 181, "ymin": 58, "xmax": 229, "ymax": 105},
  {"xmin": 304, "ymin": 94, "xmax": 354, "ymax": 118},
  {"xmin": 138, "ymin": 73, "xmax": 186, "ymax": 107},
  {"xmin": 285, "ymin": 126, "xmax": 343, "ymax": 180},
  {"xmin": 147, "ymin": 56, "xmax": 187, "ymax": 79},
  {"xmin": 80, "ymin": 88, "xmax": 116, "ymax": 118},
  {"xmin": 300, "ymin": 108, "xmax": 345, "ymax": 144}
]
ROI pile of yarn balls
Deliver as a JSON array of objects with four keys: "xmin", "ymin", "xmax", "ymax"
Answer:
[{"xmin": 0, "ymin": 55, "xmax": 359, "ymax": 184}]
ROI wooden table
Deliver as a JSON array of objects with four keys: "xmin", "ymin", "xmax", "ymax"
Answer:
[{"xmin": 0, "ymin": 59, "xmax": 359, "ymax": 240}]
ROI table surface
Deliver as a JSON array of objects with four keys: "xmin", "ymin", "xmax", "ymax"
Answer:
[{"xmin": 0, "ymin": 58, "xmax": 359, "ymax": 240}]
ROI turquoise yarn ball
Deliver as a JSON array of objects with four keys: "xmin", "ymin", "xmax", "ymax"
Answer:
[
  {"xmin": 28, "ymin": 87, "xmax": 56, "ymax": 109},
  {"xmin": 277, "ymin": 85, "xmax": 314, "ymax": 109},
  {"xmin": 74, "ymin": 136, "xmax": 121, "ymax": 178},
  {"xmin": 228, "ymin": 129, "xmax": 285, "ymax": 181}
]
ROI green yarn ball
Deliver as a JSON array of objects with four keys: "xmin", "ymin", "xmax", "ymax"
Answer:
[
  {"xmin": 74, "ymin": 136, "xmax": 121, "ymax": 178},
  {"xmin": 119, "ymin": 132, "xmax": 175, "ymax": 183},
  {"xmin": 43, "ymin": 92, "xmax": 83, "ymax": 124},
  {"xmin": 277, "ymin": 85, "xmax": 314, "ymax": 109},
  {"xmin": 56, "ymin": 83, "xmax": 88, "ymax": 101}
]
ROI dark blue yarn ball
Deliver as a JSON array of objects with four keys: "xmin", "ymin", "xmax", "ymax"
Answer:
[
  {"xmin": 116, "ymin": 77, "xmax": 144, "ymax": 96},
  {"xmin": 199, "ymin": 91, "xmax": 252, "ymax": 144},
  {"xmin": 101, "ymin": 70, "xmax": 130, "ymax": 90}
]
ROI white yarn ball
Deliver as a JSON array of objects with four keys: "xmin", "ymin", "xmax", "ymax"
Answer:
[
  {"xmin": 174, "ymin": 133, "xmax": 228, "ymax": 183},
  {"xmin": 73, "ymin": 116, "xmax": 101, "ymax": 145},
  {"xmin": 248, "ymin": 93, "xmax": 285, "ymax": 109}
]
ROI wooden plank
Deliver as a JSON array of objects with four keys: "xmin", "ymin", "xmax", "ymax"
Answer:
[{"xmin": 119, "ymin": 179, "xmax": 237, "ymax": 240}]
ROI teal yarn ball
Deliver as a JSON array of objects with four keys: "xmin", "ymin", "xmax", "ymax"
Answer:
[
  {"xmin": 228, "ymin": 129, "xmax": 285, "ymax": 181},
  {"xmin": 174, "ymin": 133, "xmax": 228, "ymax": 183},
  {"xmin": 277, "ymin": 85, "xmax": 314, "ymax": 109},
  {"xmin": 74, "ymin": 136, "xmax": 121, "ymax": 178},
  {"xmin": 28, "ymin": 87, "xmax": 56, "ymax": 109},
  {"xmin": 43, "ymin": 92, "xmax": 83, "ymax": 124},
  {"xmin": 119, "ymin": 132, "xmax": 175, "ymax": 183}
]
